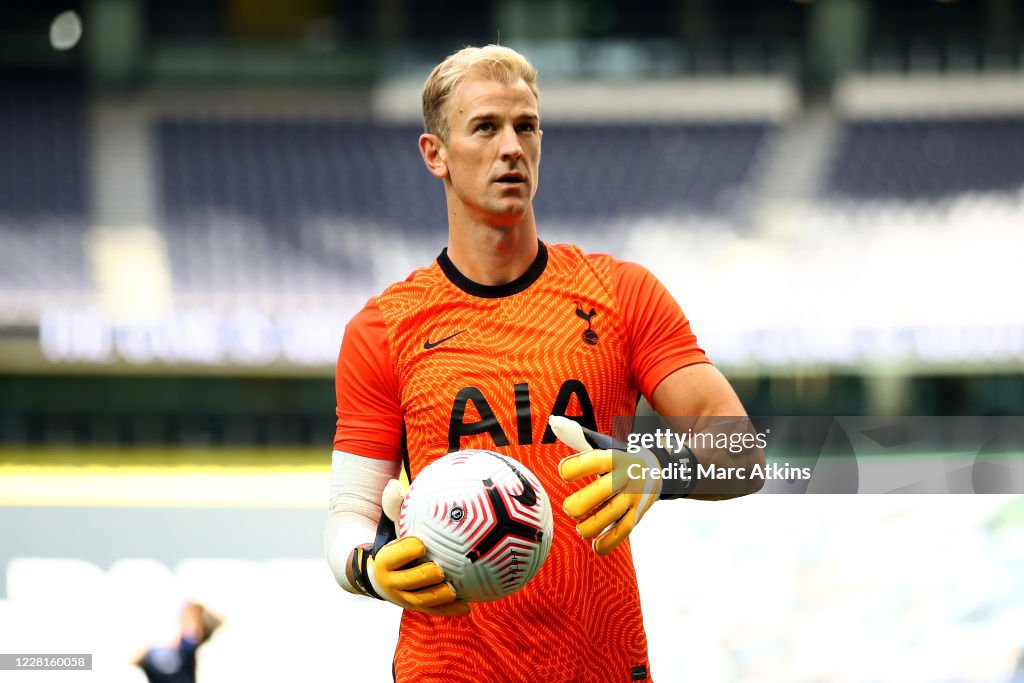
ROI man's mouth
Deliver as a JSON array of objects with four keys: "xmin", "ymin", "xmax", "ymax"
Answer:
[{"xmin": 495, "ymin": 173, "xmax": 525, "ymax": 184}]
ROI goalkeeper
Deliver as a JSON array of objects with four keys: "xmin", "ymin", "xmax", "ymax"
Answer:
[{"xmin": 324, "ymin": 44, "xmax": 764, "ymax": 682}]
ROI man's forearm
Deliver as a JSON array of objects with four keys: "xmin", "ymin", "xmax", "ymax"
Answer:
[
  {"xmin": 661, "ymin": 414, "xmax": 766, "ymax": 500},
  {"xmin": 325, "ymin": 451, "xmax": 400, "ymax": 592},
  {"xmin": 649, "ymin": 364, "xmax": 765, "ymax": 500}
]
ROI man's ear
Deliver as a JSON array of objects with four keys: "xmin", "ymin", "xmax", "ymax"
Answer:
[{"xmin": 419, "ymin": 133, "xmax": 448, "ymax": 179}]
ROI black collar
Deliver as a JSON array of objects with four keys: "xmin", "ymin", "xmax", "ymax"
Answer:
[{"xmin": 437, "ymin": 240, "xmax": 548, "ymax": 299}]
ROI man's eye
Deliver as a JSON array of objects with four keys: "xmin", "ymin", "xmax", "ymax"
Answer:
[
  {"xmin": 517, "ymin": 123, "xmax": 535, "ymax": 133},
  {"xmin": 477, "ymin": 122, "xmax": 495, "ymax": 132}
]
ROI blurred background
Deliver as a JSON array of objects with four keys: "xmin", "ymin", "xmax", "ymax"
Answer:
[{"xmin": 1, "ymin": 0, "xmax": 1023, "ymax": 681}]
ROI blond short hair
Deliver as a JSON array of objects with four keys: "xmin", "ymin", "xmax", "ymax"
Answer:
[{"xmin": 422, "ymin": 44, "xmax": 539, "ymax": 142}]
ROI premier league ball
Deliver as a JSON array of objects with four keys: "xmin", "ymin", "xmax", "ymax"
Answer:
[{"xmin": 398, "ymin": 450, "xmax": 554, "ymax": 603}]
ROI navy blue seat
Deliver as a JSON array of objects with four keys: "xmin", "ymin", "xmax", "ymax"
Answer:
[{"xmin": 828, "ymin": 116, "xmax": 1024, "ymax": 200}]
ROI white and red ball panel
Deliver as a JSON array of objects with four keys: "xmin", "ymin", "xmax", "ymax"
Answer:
[{"xmin": 398, "ymin": 450, "xmax": 553, "ymax": 603}]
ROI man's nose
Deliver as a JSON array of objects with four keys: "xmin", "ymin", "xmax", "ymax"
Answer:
[{"xmin": 499, "ymin": 125, "xmax": 523, "ymax": 160}]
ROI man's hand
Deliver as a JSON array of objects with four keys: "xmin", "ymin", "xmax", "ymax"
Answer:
[
  {"xmin": 351, "ymin": 479, "xmax": 470, "ymax": 617},
  {"xmin": 549, "ymin": 416, "xmax": 691, "ymax": 556}
]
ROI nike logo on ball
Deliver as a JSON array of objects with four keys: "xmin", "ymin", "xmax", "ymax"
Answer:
[
  {"xmin": 493, "ymin": 453, "xmax": 538, "ymax": 507},
  {"xmin": 424, "ymin": 330, "xmax": 466, "ymax": 349}
]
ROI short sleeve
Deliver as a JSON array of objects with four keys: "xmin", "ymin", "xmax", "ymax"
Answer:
[
  {"xmin": 612, "ymin": 260, "xmax": 711, "ymax": 402},
  {"xmin": 333, "ymin": 299, "xmax": 403, "ymax": 460}
]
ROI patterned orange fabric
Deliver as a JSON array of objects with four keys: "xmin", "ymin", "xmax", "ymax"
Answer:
[{"xmin": 334, "ymin": 241, "xmax": 709, "ymax": 682}]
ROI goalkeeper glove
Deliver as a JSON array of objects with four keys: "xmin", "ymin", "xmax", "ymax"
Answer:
[
  {"xmin": 350, "ymin": 479, "xmax": 470, "ymax": 617},
  {"xmin": 549, "ymin": 416, "xmax": 695, "ymax": 556}
]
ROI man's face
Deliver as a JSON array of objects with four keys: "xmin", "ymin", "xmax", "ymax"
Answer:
[{"xmin": 436, "ymin": 75, "xmax": 541, "ymax": 226}]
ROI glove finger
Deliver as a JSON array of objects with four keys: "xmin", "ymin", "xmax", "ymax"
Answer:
[
  {"xmin": 575, "ymin": 493, "xmax": 632, "ymax": 540},
  {"xmin": 573, "ymin": 423, "xmax": 632, "ymax": 452},
  {"xmin": 592, "ymin": 513, "xmax": 637, "ymax": 556},
  {"xmin": 548, "ymin": 415, "xmax": 596, "ymax": 452},
  {"xmin": 562, "ymin": 473, "xmax": 621, "ymax": 519},
  {"xmin": 558, "ymin": 449, "xmax": 614, "ymax": 483},
  {"xmin": 398, "ymin": 581, "xmax": 459, "ymax": 608},
  {"xmin": 549, "ymin": 416, "xmax": 633, "ymax": 453},
  {"xmin": 636, "ymin": 489, "xmax": 659, "ymax": 519},
  {"xmin": 374, "ymin": 536, "xmax": 426, "ymax": 570},
  {"xmin": 420, "ymin": 599, "xmax": 472, "ymax": 618},
  {"xmin": 381, "ymin": 479, "xmax": 405, "ymax": 523},
  {"xmin": 388, "ymin": 561, "xmax": 448, "ymax": 591}
]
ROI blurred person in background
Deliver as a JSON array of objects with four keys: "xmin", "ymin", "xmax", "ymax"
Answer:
[
  {"xmin": 1008, "ymin": 649, "xmax": 1024, "ymax": 683},
  {"xmin": 132, "ymin": 601, "xmax": 222, "ymax": 683},
  {"xmin": 325, "ymin": 44, "xmax": 762, "ymax": 682}
]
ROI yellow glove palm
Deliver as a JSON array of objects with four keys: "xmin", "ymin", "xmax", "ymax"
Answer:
[
  {"xmin": 366, "ymin": 536, "xmax": 470, "ymax": 617},
  {"xmin": 354, "ymin": 479, "xmax": 470, "ymax": 617},
  {"xmin": 549, "ymin": 416, "xmax": 665, "ymax": 556}
]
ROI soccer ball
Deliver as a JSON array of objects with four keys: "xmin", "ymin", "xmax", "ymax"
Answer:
[{"xmin": 398, "ymin": 450, "xmax": 553, "ymax": 603}]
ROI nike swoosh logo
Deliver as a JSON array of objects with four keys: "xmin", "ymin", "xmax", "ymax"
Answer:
[
  {"xmin": 493, "ymin": 453, "xmax": 538, "ymax": 507},
  {"xmin": 423, "ymin": 330, "xmax": 466, "ymax": 350}
]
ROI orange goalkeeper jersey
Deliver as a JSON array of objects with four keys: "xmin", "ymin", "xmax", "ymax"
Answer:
[{"xmin": 335, "ymin": 241, "xmax": 709, "ymax": 682}]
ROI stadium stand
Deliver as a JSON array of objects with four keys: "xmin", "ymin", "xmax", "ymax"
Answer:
[
  {"xmin": 828, "ymin": 115, "xmax": 1024, "ymax": 200},
  {"xmin": 155, "ymin": 119, "xmax": 771, "ymax": 298},
  {"xmin": 3, "ymin": 74, "xmax": 1022, "ymax": 425},
  {"xmin": 157, "ymin": 120, "xmax": 439, "ymax": 302},
  {"xmin": 535, "ymin": 123, "xmax": 770, "ymax": 220},
  {"xmin": 0, "ymin": 86, "xmax": 91, "ymax": 320}
]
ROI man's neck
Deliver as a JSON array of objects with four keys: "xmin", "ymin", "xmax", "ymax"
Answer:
[{"xmin": 445, "ymin": 214, "xmax": 539, "ymax": 286}]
